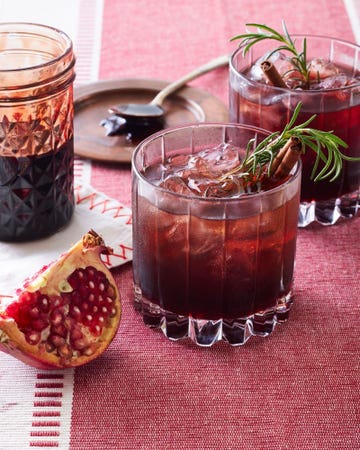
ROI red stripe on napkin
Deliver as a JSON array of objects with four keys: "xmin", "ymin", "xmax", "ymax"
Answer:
[
  {"xmin": 29, "ymin": 443, "xmax": 59, "ymax": 448},
  {"xmin": 33, "ymin": 412, "xmax": 61, "ymax": 417},
  {"xmin": 30, "ymin": 431, "xmax": 60, "ymax": 437},
  {"xmin": 29, "ymin": 373, "xmax": 65, "ymax": 448},
  {"xmin": 31, "ymin": 421, "xmax": 61, "ymax": 427}
]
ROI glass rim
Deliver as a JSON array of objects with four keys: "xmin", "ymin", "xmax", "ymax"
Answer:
[
  {"xmin": 230, "ymin": 33, "xmax": 360, "ymax": 92},
  {"xmin": 0, "ymin": 22, "xmax": 74, "ymax": 74},
  {"xmin": 132, "ymin": 122, "xmax": 302, "ymax": 203}
]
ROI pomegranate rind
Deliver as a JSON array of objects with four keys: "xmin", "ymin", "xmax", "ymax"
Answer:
[{"xmin": 0, "ymin": 231, "xmax": 121, "ymax": 369}]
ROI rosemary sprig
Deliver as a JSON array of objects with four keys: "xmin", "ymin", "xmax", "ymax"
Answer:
[
  {"xmin": 220, "ymin": 103, "xmax": 355, "ymax": 184},
  {"xmin": 231, "ymin": 21, "xmax": 310, "ymax": 86}
]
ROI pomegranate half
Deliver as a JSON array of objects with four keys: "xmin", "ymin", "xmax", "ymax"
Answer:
[{"xmin": 0, "ymin": 230, "xmax": 121, "ymax": 369}]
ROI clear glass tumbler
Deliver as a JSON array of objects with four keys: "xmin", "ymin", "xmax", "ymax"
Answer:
[
  {"xmin": 0, "ymin": 23, "xmax": 76, "ymax": 241},
  {"xmin": 229, "ymin": 35, "xmax": 360, "ymax": 227},
  {"xmin": 132, "ymin": 123, "xmax": 301, "ymax": 346}
]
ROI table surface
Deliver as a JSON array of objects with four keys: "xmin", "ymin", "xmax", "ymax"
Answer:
[{"xmin": 1, "ymin": 1, "xmax": 359, "ymax": 449}]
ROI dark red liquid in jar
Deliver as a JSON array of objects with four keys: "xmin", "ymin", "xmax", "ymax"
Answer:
[{"xmin": 0, "ymin": 139, "xmax": 74, "ymax": 241}]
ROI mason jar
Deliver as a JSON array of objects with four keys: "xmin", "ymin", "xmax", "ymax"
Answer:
[{"xmin": 0, "ymin": 23, "xmax": 76, "ymax": 241}]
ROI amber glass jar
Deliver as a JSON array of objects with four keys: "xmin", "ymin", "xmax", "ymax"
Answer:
[{"xmin": 0, "ymin": 23, "xmax": 76, "ymax": 241}]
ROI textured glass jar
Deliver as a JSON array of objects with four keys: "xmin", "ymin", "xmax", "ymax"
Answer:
[{"xmin": 0, "ymin": 23, "xmax": 76, "ymax": 241}]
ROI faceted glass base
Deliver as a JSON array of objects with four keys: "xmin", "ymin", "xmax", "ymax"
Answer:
[
  {"xmin": 134, "ymin": 290, "xmax": 294, "ymax": 347},
  {"xmin": 298, "ymin": 190, "xmax": 359, "ymax": 227}
]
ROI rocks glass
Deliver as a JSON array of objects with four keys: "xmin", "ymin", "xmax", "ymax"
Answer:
[
  {"xmin": 132, "ymin": 123, "xmax": 301, "ymax": 346},
  {"xmin": 0, "ymin": 23, "xmax": 76, "ymax": 241},
  {"xmin": 229, "ymin": 35, "xmax": 360, "ymax": 226}
]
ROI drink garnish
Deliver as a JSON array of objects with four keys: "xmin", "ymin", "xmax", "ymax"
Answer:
[
  {"xmin": 260, "ymin": 60, "xmax": 287, "ymax": 88},
  {"xmin": 231, "ymin": 21, "xmax": 311, "ymax": 88},
  {"xmin": 220, "ymin": 103, "xmax": 357, "ymax": 186}
]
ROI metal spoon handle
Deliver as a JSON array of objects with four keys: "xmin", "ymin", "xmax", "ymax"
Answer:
[{"xmin": 149, "ymin": 54, "xmax": 229, "ymax": 107}]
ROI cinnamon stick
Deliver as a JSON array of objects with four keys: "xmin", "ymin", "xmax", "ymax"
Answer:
[
  {"xmin": 270, "ymin": 137, "xmax": 302, "ymax": 179},
  {"xmin": 261, "ymin": 60, "xmax": 287, "ymax": 88}
]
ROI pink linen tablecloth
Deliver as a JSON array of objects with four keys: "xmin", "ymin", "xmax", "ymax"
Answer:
[{"xmin": 1, "ymin": 1, "xmax": 359, "ymax": 449}]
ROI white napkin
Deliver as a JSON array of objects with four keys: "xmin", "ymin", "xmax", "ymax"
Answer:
[{"xmin": 0, "ymin": 183, "xmax": 133, "ymax": 294}]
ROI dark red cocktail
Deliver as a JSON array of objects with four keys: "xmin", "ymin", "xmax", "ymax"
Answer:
[
  {"xmin": 132, "ymin": 123, "xmax": 301, "ymax": 346},
  {"xmin": 229, "ymin": 34, "xmax": 360, "ymax": 226}
]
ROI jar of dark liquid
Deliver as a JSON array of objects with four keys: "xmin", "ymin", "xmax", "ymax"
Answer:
[{"xmin": 0, "ymin": 23, "xmax": 76, "ymax": 241}]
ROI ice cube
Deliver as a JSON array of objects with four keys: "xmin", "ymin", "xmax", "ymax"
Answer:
[
  {"xmin": 271, "ymin": 53, "xmax": 295, "ymax": 75},
  {"xmin": 204, "ymin": 178, "xmax": 245, "ymax": 198},
  {"xmin": 308, "ymin": 58, "xmax": 339, "ymax": 80},
  {"xmin": 246, "ymin": 59, "xmax": 266, "ymax": 82},
  {"xmin": 311, "ymin": 74, "xmax": 358, "ymax": 90},
  {"xmin": 160, "ymin": 175, "xmax": 194, "ymax": 195},
  {"xmin": 195, "ymin": 144, "xmax": 240, "ymax": 178},
  {"xmin": 167, "ymin": 153, "xmax": 191, "ymax": 169}
]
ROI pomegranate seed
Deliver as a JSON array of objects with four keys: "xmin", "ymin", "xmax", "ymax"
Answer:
[
  {"xmin": 70, "ymin": 327, "xmax": 83, "ymax": 341},
  {"xmin": 28, "ymin": 307, "xmax": 40, "ymax": 318},
  {"xmin": 106, "ymin": 285, "xmax": 116, "ymax": 299},
  {"xmin": 32, "ymin": 318, "xmax": 49, "ymax": 331},
  {"xmin": 72, "ymin": 338, "xmax": 88, "ymax": 350},
  {"xmin": 68, "ymin": 269, "xmax": 84, "ymax": 289},
  {"xmin": 62, "ymin": 292, "xmax": 72, "ymax": 304},
  {"xmin": 51, "ymin": 324, "xmax": 68, "ymax": 338},
  {"xmin": 58, "ymin": 344, "xmax": 72, "ymax": 358},
  {"xmin": 89, "ymin": 280, "xmax": 95, "ymax": 290},
  {"xmin": 109, "ymin": 307, "xmax": 117, "ymax": 318},
  {"xmin": 70, "ymin": 292, "xmax": 82, "ymax": 305},
  {"xmin": 26, "ymin": 331, "xmax": 41, "ymax": 345},
  {"xmin": 49, "ymin": 335, "xmax": 66, "ymax": 347},
  {"xmin": 91, "ymin": 324, "xmax": 102, "ymax": 336},
  {"xmin": 88, "ymin": 293, "xmax": 95, "ymax": 302},
  {"xmin": 87, "ymin": 267, "xmax": 96, "ymax": 278},
  {"xmin": 45, "ymin": 342, "xmax": 56, "ymax": 353},
  {"xmin": 38, "ymin": 296, "xmax": 50, "ymax": 312},
  {"xmin": 69, "ymin": 305, "xmax": 82, "ymax": 320},
  {"xmin": 78, "ymin": 285, "xmax": 90, "ymax": 298},
  {"xmin": 19, "ymin": 291, "xmax": 35, "ymax": 305},
  {"xmin": 97, "ymin": 316, "xmax": 105, "ymax": 325},
  {"xmin": 50, "ymin": 310, "xmax": 64, "ymax": 326},
  {"xmin": 92, "ymin": 306, "xmax": 99, "ymax": 313},
  {"xmin": 97, "ymin": 271, "xmax": 106, "ymax": 282},
  {"xmin": 99, "ymin": 283, "xmax": 105, "ymax": 292},
  {"xmin": 83, "ymin": 345, "xmax": 96, "ymax": 356},
  {"xmin": 82, "ymin": 314, "xmax": 93, "ymax": 326},
  {"xmin": 64, "ymin": 317, "xmax": 76, "ymax": 328}
]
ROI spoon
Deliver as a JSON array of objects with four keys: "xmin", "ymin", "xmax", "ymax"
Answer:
[{"xmin": 100, "ymin": 54, "xmax": 229, "ymax": 139}]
